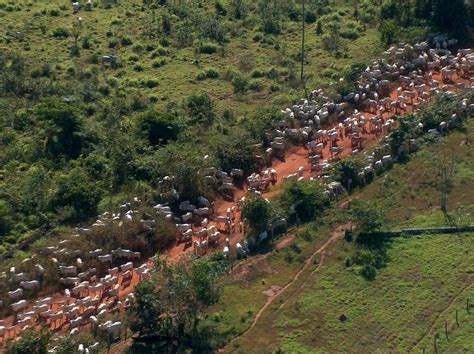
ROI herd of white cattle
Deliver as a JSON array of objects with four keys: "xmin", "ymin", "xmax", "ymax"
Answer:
[{"xmin": 0, "ymin": 36, "xmax": 473, "ymax": 351}]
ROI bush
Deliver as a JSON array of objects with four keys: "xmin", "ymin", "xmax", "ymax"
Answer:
[
  {"xmin": 135, "ymin": 111, "xmax": 180, "ymax": 145},
  {"xmin": 197, "ymin": 68, "xmax": 219, "ymax": 80},
  {"xmin": 52, "ymin": 27, "xmax": 69, "ymax": 38},
  {"xmin": 232, "ymin": 74, "xmax": 248, "ymax": 94},
  {"xmin": 152, "ymin": 59, "xmax": 167, "ymax": 68},
  {"xmin": 242, "ymin": 196, "xmax": 273, "ymax": 234},
  {"xmin": 198, "ymin": 42, "xmax": 218, "ymax": 54},
  {"xmin": 340, "ymin": 29, "xmax": 359, "ymax": 40},
  {"xmin": 185, "ymin": 93, "xmax": 216, "ymax": 125},
  {"xmin": 145, "ymin": 79, "xmax": 159, "ymax": 88},
  {"xmin": 120, "ymin": 36, "xmax": 133, "ymax": 46},
  {"xmin": 280, "ymin": 180, "xmax": 330, "ymax": 223},
  {"xmin": 379, "ymin": 20, "xmax": 398, "ymax": 47},
  {"xmin": 305, "ymin": 11, "xmax": 317, "ymax": 23},
  {"xmin": 248, "ymin": 79, "xmax": 263, "ymax": 92},
  {"xmin": 360, "ymin": 264, "xmax": 377, "ymax": 281}
]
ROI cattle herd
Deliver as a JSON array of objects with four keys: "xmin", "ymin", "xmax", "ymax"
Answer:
[{"xmin": 0, "ymin": 33, "xmax": 473, "ymax": 350}]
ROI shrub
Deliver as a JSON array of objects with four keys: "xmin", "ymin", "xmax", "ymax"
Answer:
[
  {"xmin": 198, "ymin": 42, "xmax": 218, "ymax": 54},
  {"xmin": 49, "ymin": 9, "xmax": 60, "ymax": 16},
  {"xmin": 52, "ymin": 27, "xmax": 69, "ymax": 38},
  {"xmin": 232, "ymin": 74, "xmax": 248, "ymax": 94},
  {"xmin": 185, "ymin": 93, "xmax": 216, "ymax": 125},
  {"xmin": 82, "ymin": 37, "xmax": 92, "ymax": 49},
  {"xmin": 360, "ymin": 264, "xmax": 377, "ymax": 281},
  {"xmin": 242, "ymin": 196, "xmax": 273, "ymax": 234},
  {"xmin": 340, "ymin": 29, "xmax": 359, "ymax": 40},
  {"xmin": 152, "ymin": 59, "xmax": 167, "ymax": 68},
  {"xmin": 280, "ymin": 180, "xmax": 330, "ymax": 223},
  {"xmin": 251, "ymin": 69, "xmax": 264, "ymax": 78},
  {"xmin": 145, "ymin": 79, "xmax": 159, "ymax": 88},
  {"xmin": 379, "ymin": 20, "xmax": 398, "ymax": 47},
  {"xmin": 134, "ymin": 64, "xmax": 144, "ymax": 72},
  {"xmin": 248, "ymin": 79, "xmax": 263, "ymax": 92},
  {"xmin": 305, "ymin": 11, "xmax": 317, "ymax": 23},
  {"xmin": 135, "ymin": 111, "xmax": 180, "ymax": 145},
  {"xmin": 197, "ymin": 68, "xmax": 219, "ymax": 80},
  {"xmin": 121, "ymin": 36, "xmax": 133, "ymax": 46},
  {"xmin": 108, "ymin": 39, "xmax": 118, "ymax": 48}
]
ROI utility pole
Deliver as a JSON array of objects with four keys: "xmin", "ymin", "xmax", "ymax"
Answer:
[{"xmin": 301, "ymin": 0, "xmax": 305, "ymax": 86}]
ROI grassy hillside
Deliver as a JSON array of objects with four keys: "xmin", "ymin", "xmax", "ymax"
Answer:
[
  {"xmin": 204, "ymin": 118, "xmax": 474, "ymax": 352},
  {"xmin": 0, "ymin": 0, "xmax": 382, "ymax": 115}
]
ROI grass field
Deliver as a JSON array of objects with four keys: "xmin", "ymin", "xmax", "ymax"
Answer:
[
  {"xmin": 203, "ymin": 118, "xmax": 474, "ymax": 352},
  {"xmin": 0, "ymin": 0, "xmax": 382, "ymax": 115}
]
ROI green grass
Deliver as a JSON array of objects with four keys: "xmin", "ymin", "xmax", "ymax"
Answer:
[
  {"xmin": 268, "ymin": 233, "xmax": 474, "ymax": 353},
  {"xmin": 0, "ymin": 0, "xmax": 382, "ymax": 116}
]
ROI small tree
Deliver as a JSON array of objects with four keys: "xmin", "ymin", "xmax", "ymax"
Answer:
[
  {"xmin": 242, "ymin": 196, "xmax": 273, "ymax": 234},
  {"xmin": 6, "ymin": 328, "xmax": 51, "ymax": 354},
  {"xmin": 379, "ymin": 20, "xmax": 398, "ymax": 47},
  {"xmin": 135, "ymin": 111, "xmax": 181, "ymax": 145},
  {"xmin": 432, "ymin": 151, "xmax": 456, "ymax": 216},
  {"xmin": 280, "ymin": 180, "xmax": 330, "ymax": 223},
  {"xmin": 184, "ymin": 93, "xmax": 215, "ymax": 125},
  {"xmin": 349, "ymin": 200, "xmax": 386, "ymax": 234}
]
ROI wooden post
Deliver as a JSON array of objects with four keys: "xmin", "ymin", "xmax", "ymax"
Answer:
[
  {"xmin": 444, "ymin": 320, "xmax": 449, "ymax": 340},
  {"xmin": 467, "ymin": 298, "xmax": 470, "ymax": 314},
  {"xmin": 434, "ymin": 333, "xmax": 438, "ymax": 354},
  {"xmin": 456, "ymin": 309, "xmax": 459, "ymax": 326}
]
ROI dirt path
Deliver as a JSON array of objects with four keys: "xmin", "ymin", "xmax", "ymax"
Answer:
[
  {"xmin": 224, "ymin": 223, "xmax": 351, "ymax": 351},
  {"xmin": 409, "ymin": 281, "xmax": 474, "ymax": 351}
]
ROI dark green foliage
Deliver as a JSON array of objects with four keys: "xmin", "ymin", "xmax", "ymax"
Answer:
[
  {"xmin": 198, "ymin": 42, "xmax": 218, "ymax": 54},
  {"xmin": 379, "ymin": 20, "xmax": 398, "ymax": 47},
  {"xmin": 242, "ymin": 196, "xmax": 273, "ymax": 234},
  {"xmin": 334, "ymin": 156, "xmax": 365, "ymax": 190},
  {"xmin": 51, "ymin": 168, "xmax": 103, "ymax": 221},
  {"xmin": 232, "ymin": 74, "xmax": 248, "ymax": 94},
  {"xmin": 128, "ymin": 259, "xmax": 221, "ymax": 351},
  {"xmin": 185, "ymin": 93, "xmax": 215, "ymax": 125},
  {"xmin": 280, "ymin": 180, "xmax": 330, "ymax": 223},
  {"xmin": 52, "ymin": 27, "xmax": 69, "ymax": 38},
  {"xmin": 35, "ymin": 98, "xmax": 85, "ymax": 159},
  {"xmin": 349, "ymin": 200, "xmax": 386, "ymax": 234},
  {"xmin": 135, "ymin": 111, "xmax": 180, "ymax": 145},
  {"xmin": 6, "ymin": 328, "xmax": 51, "ymax": 354}
]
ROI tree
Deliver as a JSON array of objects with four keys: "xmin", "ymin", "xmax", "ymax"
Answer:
[
  {"xmin": 129, "ymin": 281, "xmax": 164, "ymax": 337},
  {"xmin": 128, "ymin": 259, "xmax": 221, "ymax": 351},
  {"xmin": 432, "ymin": 0, "xmax": 468, "ymax": 37},
  {"xmin": 241, "ymin": 196, "xmax": 273, "ymax": 234},
  {"xmin": 257, "ymin": 0, "xmax": 283, "ymax": 34},
  {"xmin": 334, "ymin": 156, "xmax": 364, "ymax": 191},
  {"xmin": 184, "ymin": 93, "xmax": 215, "ymax": 125},
  {"xmin": 35, "ymin": 98, "xmax": 85, "ymax": 159},
  {"xmin": 52, "ymin": 168, "xmax": 103, "ymax": 221},
  {"xmin": 432, "ymin": 151, "xmax": 456, "ymax": 216},
  {"xmin": 349, "ymin": 200, "xmax": 386, "ymax": 234},
  {"xmin": 280, "ymin": 180, "xmax": 330, "ymax": 223},
  {"xmin": 0, "ymin": 199, "xmax": 14, "ymax": 237},
  {"xmin": 379, "ymin": 20, "xmax": 398, "ymax": 47},
  {"xmin": 6, "ymin": 328, "xmax": 51, "ymax": 354},
  {"xmin": 231, "ymin": 74, "xmax": 248, "ymax": 94},
  {"xmin": 135, "ymin": 111, "xmax": 181, "ymax": 145}
]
